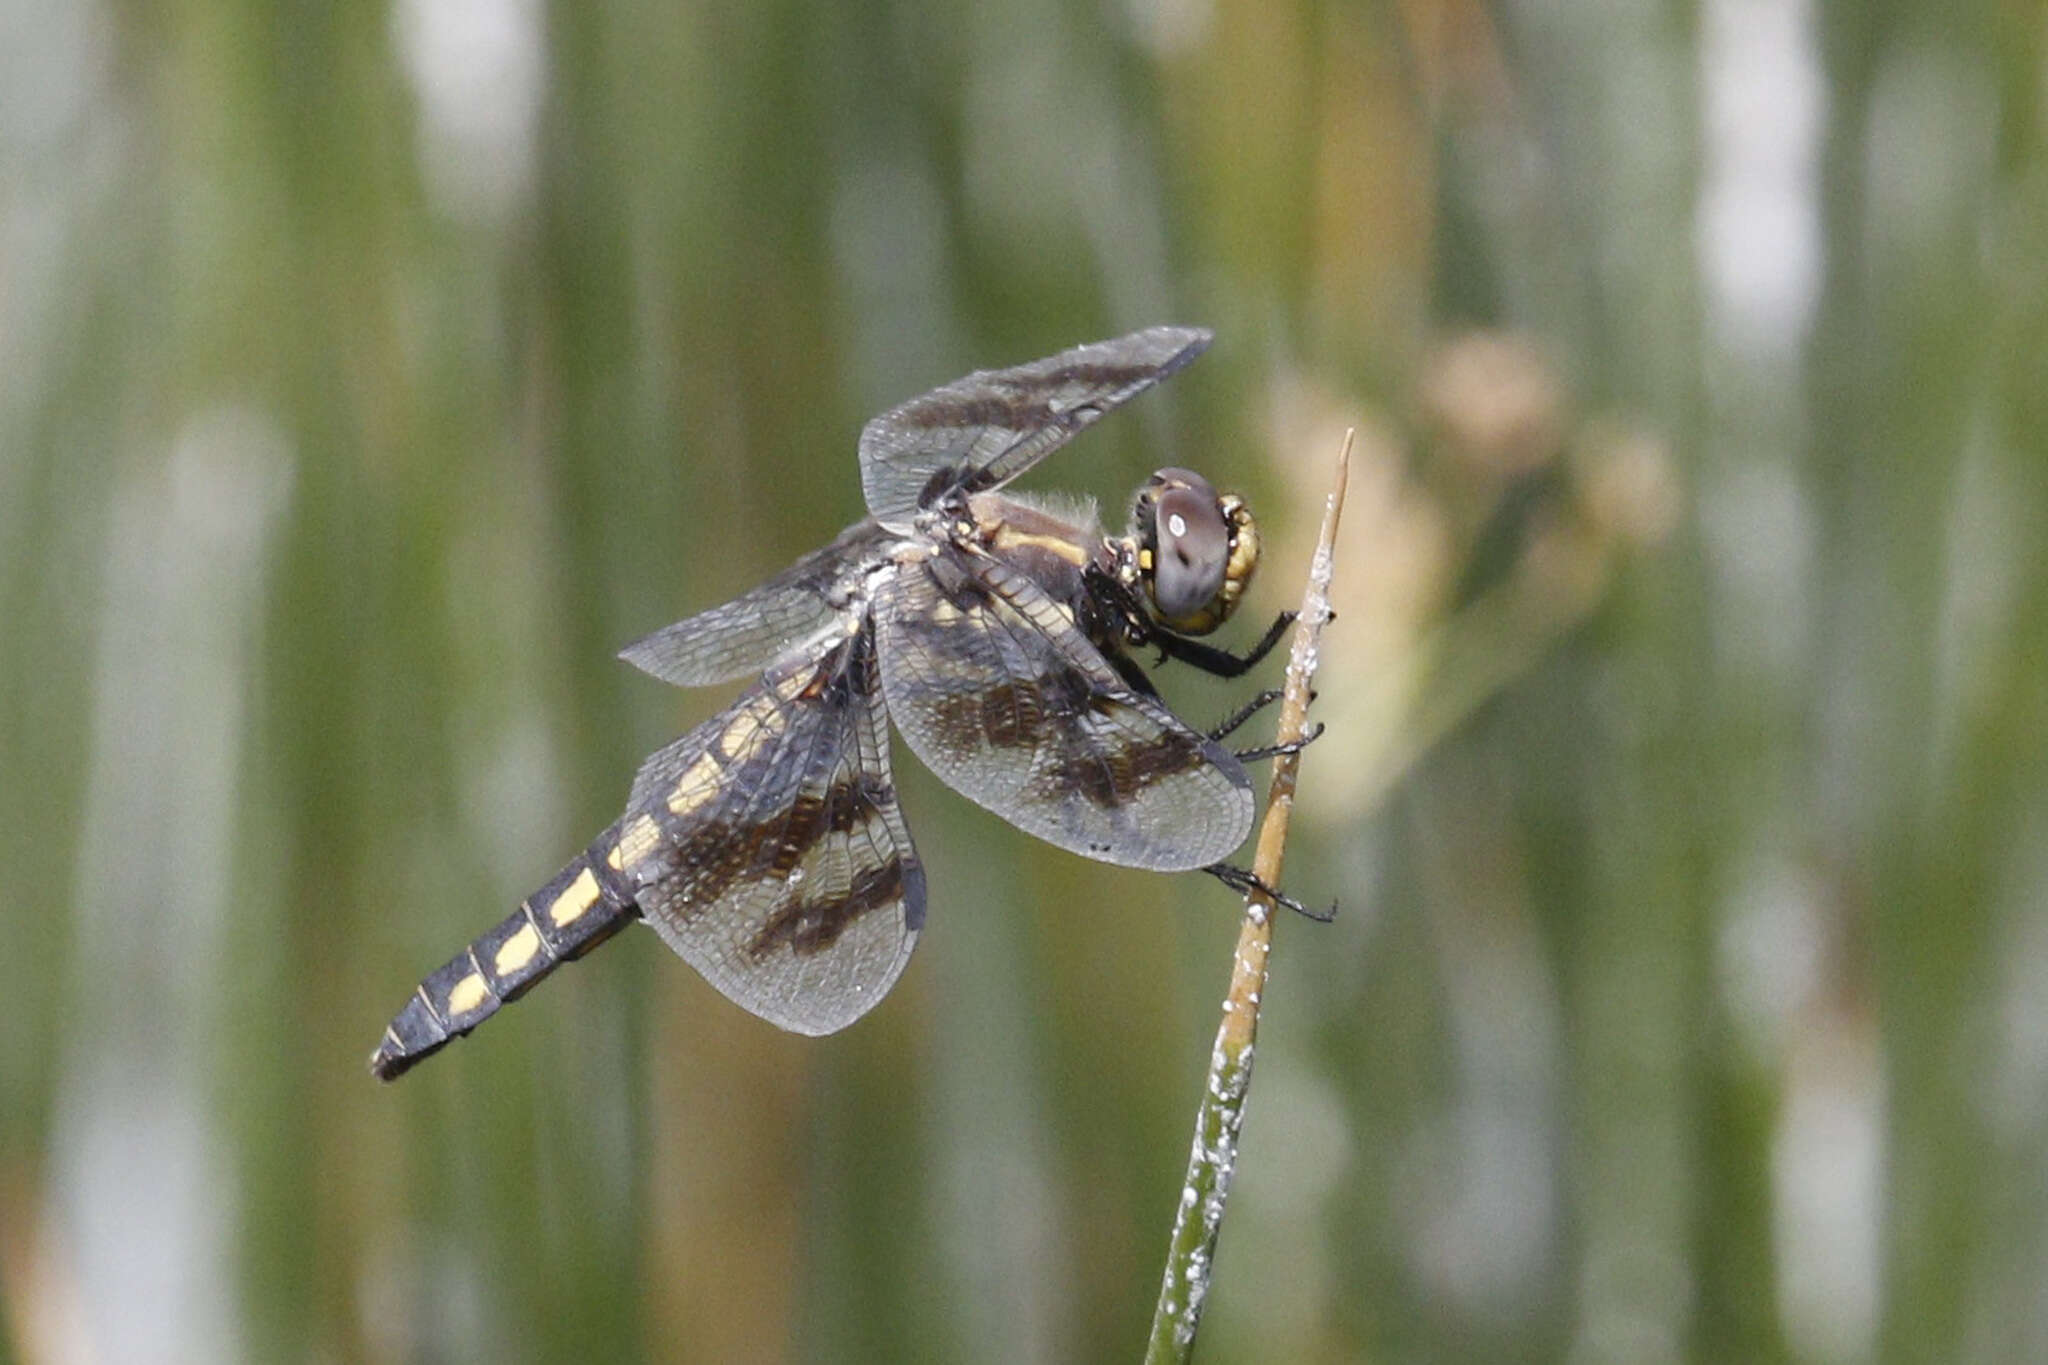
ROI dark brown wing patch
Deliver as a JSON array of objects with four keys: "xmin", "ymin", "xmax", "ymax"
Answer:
[
  {"xmin": 875, "ymin": 549, "xmax": 1252, "ymax": 869},
  {"xmin": 858, "ymin": 327, "xmax": 1212, "ymax": 524},
  {"xmin": 620, "ymin": 629, "xmax": 925, "ymax": 1035}
]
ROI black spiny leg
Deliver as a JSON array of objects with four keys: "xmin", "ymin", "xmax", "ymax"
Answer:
[
  {"xmin": 1203, "ymin": 863, "xmax": 1336, "ymax": 922},
  {"xmin": 1153, "ymin": 611, "xmax": 1294, "ymax": 680},
  {"xmin": 1209, "ymin": 688, "xmax": 1282, "ymax": 741},
  {"xmin": 1231, "ymin": 723, "xmax": 1325, "ymax": 765},
  {"xmin": 1103, "ymin": 644, "xmax": 1161, "ymax": 699},
  {"xmin": 1210, "ymin": 687, "xmax": 1324, "ymax": 763}
]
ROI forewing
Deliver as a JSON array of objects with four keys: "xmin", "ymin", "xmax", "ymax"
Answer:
[
  {"xmin": 874, "ymin": 552, "xmax": 1253, "ymax": 870},
  {"xmin": 858, "ymin": 327, "xmax": 1212, "ymax": 525},
  {"xmin": 618, "ymin": 525, "xmax": 888, "ymax": 688},
  {"xmin": 616, "ymin": 629, "xmax": 924, "ymax": 1034}
]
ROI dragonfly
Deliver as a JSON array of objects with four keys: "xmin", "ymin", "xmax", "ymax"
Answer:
[{"xmin": 369, "ymin": 326, "xmax": 1309, "ymax": 1080}]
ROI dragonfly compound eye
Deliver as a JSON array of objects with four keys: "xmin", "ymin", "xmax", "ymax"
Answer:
[{"xmin": 1136, "ymin": 467, "xmax": 1255, "ymax": 635}]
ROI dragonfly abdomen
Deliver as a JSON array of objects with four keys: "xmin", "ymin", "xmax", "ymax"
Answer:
[{"xmin": 369, "ymin": 827, "xmax": 639, "ymax": 1080}]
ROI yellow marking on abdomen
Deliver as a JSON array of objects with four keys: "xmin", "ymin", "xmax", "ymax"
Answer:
[
  {"xmin": 547, "ymin": 865, "xmax": 603, "ymax": 927},
  {"xmin": 447, "ymin": 973, "xmax": 491, "ymax": 1016},
  {"xmin": 495, "ymin": 922, "xmax": 542, "ymax": 975},
  {"xmin": 666, "ymin": 753, "xmax": 723, "ymax": 817},
  {"xmin": 612, "ymin": 816, "xmax": 662, "ymax": 873},
  {"xmin": 718, "ymin": 698, "xmax": 786, "ymax": 762},
  {"xmin": 771, "ymin": 667, "xmax": 817, "ymax": 702}
]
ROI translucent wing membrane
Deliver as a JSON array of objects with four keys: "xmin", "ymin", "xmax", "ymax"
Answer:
[
  {"xmin": 617, "ymin": 525, "xmax": 889, "ymax": 687},
  {"xmin": 858, "ymin": 326, "xmax": 1213, "ymax": 525},
  {"xmin": 876, "ymin": 549, "xmax": 1253, "ymax": 870},
  {"xmin": 372, "ymin": 329, "xmax": 1246, "ymax": 1076},
  {"xmin": 621, "ymin": 628, "xmax": 924, "ymax": 1035}
]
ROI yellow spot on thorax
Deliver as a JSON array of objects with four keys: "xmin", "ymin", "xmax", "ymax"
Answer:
[{"xmin": 989, "ymin": 525, "xmax": 1089, "ymax": 567}]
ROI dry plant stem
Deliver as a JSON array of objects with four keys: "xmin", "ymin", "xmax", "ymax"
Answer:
[{"xmin": 1144, "ymin": 431, "xmax": 1352, "ymax": 1364}]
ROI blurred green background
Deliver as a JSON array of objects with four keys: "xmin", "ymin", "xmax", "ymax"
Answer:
[{"xmin": 5, "ymin": 0, "xmax": 2046, "ymax": 1361}]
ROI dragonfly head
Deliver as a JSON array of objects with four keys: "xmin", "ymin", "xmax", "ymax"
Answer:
[{"xmin": 1125, "ymin": 467, "xmax": 1259, "ymax": 635}]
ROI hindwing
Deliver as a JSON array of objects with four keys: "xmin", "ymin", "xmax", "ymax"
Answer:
[{"xmin": 616, "ymin": 627, "xmax": 923, "ymax": 1034}]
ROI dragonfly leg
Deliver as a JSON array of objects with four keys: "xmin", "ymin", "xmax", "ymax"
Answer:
[
  {"xmin": 1202, "ymin": 863, "xmax": 1336, "ymax": 922},
  {"xmin": 1231, "ymin": 722, "xmax": 1326, "ymax": 765}
]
